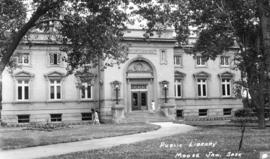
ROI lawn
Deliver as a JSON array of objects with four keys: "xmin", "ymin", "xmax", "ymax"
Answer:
[
  {"xmin": 44, "ymin": 126, "xmax": 270, "ymax": 159},
  {"xmin": 0, "ymin": 123, "xmax": 160, "ymax": 150}
]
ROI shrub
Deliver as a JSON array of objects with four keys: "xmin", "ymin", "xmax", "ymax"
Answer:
[
  {"xmin": 234, "ymin": 108, "xmax": 254, "ymax": 117},
  {"xmin": 232, "ymin": 108, "xmax": 257, "ymax": 123}
]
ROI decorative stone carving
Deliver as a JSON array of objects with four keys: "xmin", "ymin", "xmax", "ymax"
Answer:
[
  {"xmin": 193, "ymin": 71, "xmax": 210, "ymax": 78},
  {"xmin": 218, "ymin": 71, "xmax": 234, "ymax": 78},
  {"xmin": 129, "ymin": 48, "xmax": 157, "ymax": 55},
  {"xmin": 75, "ymin": 72, "xmax": 96, "ymax": 83},
  {"xmin": 127, "ymin": 61, "xmax": 152, "ymax": 72},
  {"xmin": 13, "ymin": 71, "xmax": 34, "ymax": 79},
  {"xmin": 175, "ymin": 71, "xmax": 186, "ymax": 79},
  {"xmin": 44, "ymin": 71, "xmax": 66, "ymax": 80}
]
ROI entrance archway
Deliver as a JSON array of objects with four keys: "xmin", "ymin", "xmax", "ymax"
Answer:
[{"xmin": 124, "ymin": 57, "xmax": 157, "ymax": 112}]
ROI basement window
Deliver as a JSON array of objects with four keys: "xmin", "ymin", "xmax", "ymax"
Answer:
[
  {"xmin": 81, "ymin": 112, "xmax": 92, "ymax": 121},
  {"xmin": 18, "ymin": 115, "xmax": 30, "ymax": 123},
  {"xmin": 223, "ymin": 108, "xmax": 232, "ymax": 116},
  {"xmin": 176, "ymin": 110, "xmax": 183, "ymax": 118},
  {"xmin": 50, "ymin": 114, "xmax": 62, "ymax": 122},
  {"xmin": 199, "ymin": 109, "xmax": 208, "ymax": 116}
]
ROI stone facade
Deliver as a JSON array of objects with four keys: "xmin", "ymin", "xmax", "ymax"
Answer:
[{"xmin": 1, "ymin": 29, "xmax": 243, "ymax": 124}]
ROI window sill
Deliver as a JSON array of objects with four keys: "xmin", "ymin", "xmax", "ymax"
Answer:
[
  {"xmin": 195, "ymin": 65, "xmax": 207, "ymax": 68},
  {"xmin": 197, "ymin": 96, "xmax": 208, "ymax": 99},
  {"xmin": 174, "ymin": 65, "xmax": 183, "ymax": 68},
  {"xmin": 79, "ymin": 99, "xmax": 94, "ymax": 102},
  {"xmin": 47, "ymin": 64, "xmax": 65, "ymax": 68},
  {"xmin": 46, "ymin": 100, "xmax": 64, "ymax": 103},
  {"xmin": 17, "ymin": 64, "xmax": 32, "ymax": 68},
  {"xmin": 220, "ymin": 65, "xmax": 230, "ymax": 68},
  {"xmin": 82, "ymin": 119, "xmax": 92, "ymax": 121},
  {"xmin": 50, "ymin": 121, "xmax": 62, "ymax": 123},
  {"xmin": 13, "ymin": 101, "xmax": 32, "ymax": 104},
  {"xmin": 221, "ymin": 96, "xmax": 234, "ymax": 99},
  {"xmin": 198, "ymin": 115, "xmax": 208, "ymax": 117}
]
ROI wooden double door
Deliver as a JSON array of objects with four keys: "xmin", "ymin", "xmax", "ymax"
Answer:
[{"xmin": 131, "ymin": 91, "xmax": 147, "ymax": 111}]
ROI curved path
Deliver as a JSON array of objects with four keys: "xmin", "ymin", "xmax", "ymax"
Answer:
[{"xmin": 0, "ymin": 122, "xmax": 196, "ymax": 159}]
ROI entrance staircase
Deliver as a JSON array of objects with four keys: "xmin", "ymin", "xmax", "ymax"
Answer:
[{"xmin": 125, "ymin": 111, "xmax": 174, "ymax": 123}]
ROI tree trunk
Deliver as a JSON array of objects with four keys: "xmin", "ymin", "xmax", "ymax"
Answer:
[
  {"xmin": 258, "ymin": 107, "xmax": 266, "ymax": 128},
  {"xmin": 238, "ymin": 122, "xmax": 246, "ymax": 151},
  {"xmin": 250, "ymin": 87, "xmax": 266, "ymax": 128},
  {"xmin": 258, "ymin": 0, "xmax": 270, "ymax": 129}
]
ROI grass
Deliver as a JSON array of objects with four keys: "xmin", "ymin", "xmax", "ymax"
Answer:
[
  {"xmin": 43, "ymin": 126, "xmax": 270, "ymax": 159},
  {"xmin": 178, "ymin": 120, "xmax": 270, "ymax": 127},
  {"xmin": 0, "ymin": 122, "xmax": 160, "ymax": 150}
]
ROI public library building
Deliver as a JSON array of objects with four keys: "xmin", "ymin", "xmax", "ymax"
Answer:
[{"xmin": 1, "ymin": 29, "xmax": 243, "ymax": 124}]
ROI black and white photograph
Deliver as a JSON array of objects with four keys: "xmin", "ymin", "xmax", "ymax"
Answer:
[{"xmin": 0, "ymin": 0, "xmax": 270, "ymax": 158}]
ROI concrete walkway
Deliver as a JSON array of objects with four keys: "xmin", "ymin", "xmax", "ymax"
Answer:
[{"xmin": 0, "ymin": 122, "xmax": 196, "ymax": 159}]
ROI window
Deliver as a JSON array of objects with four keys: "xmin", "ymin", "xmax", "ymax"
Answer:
[
  {"xmin": 17, "ymin": 53, "xmax": 30, "ymax": 65},
  {"xmin": 220, "ymin": 56, "xmax": 230, "ymax": 66},
  {"xmin": 50, "ymin": 114, "xmax": 62, "ymax": 122},
  {"xmin": 221, "ymin": 79, "xmax": 231, "ymax": 97},
  {"xmin": 81, "ymin": 83, "xmax": 92, "ymax": 99},
  {"xmin": 49, "ymin": 53, "xmax": 61, "ymax": 65},
  {"xmin": 223, "ymin": 108, "xmax": 232, "ymax": 116},
  {"xmin": 197, "ymin": 79, "xmax": 207, "ymax": 97},
  {"xmin": 196, "ymin": 56, "xmax": 207, "ymax": 66},
  {"xmin": 18, "ymin": 115, "xmax": 30, "ymax": 123},
  {"xmin": 14, "ymin": 71, "xmax": 34, "ymax": 101},
  {"xmin": 17, "ymin": 80, "xmax": 29, "ymax": 101},
  {"xmin": 199, "ymin": 109, "xmax": 208, "ymax": 116},
  {"xmin": 176, "ymin": 110, "xmax": 183, "ymax": 118},
  {"xmin": 81, "ymin": 112, "xmax": 92, "ymax": 121},
  {"xmin": 49, "ymin": 80, "xmax": 61, "ymax": 100},
  {"xmin": 45, "ymin": 72, "xmax": 65, "ymax": 100},
  {"xmin": 174, "ymin": 55, "xmax": 182, "ymax": 66},
  {"xmin": 174, "ymin": 79, "xmax": 182, "ymax": 98}
]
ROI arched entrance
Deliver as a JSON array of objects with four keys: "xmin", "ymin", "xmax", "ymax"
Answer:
[{"xmin": 124, "ymin": 57, "xmax": 156, "ymax": 112}]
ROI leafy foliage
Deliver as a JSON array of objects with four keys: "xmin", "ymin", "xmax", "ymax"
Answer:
[
  {"xmin": 137, "ymin": 0, "xmax": 270, "ymax": 128},
  {"xmin": 234, "ymin": 108, "xmax": 255, "ymax": 118},
  {"xmin": 0, "ymin": 0, "xmax": 149, "ymax": 73},
  {"xmin": 1, "ymin": 0, "xmax": 269, "ymax": 128}
]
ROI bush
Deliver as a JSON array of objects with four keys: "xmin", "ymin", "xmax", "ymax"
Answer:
[
  {"xmin": 234, "ymin": 108, "xmax": 254, "ymax": 117},
  {"xmin": 231, "ymin": 117, "xmax": 258, "ymax": 123},
  {"xmin": 25, "ymin": 122, "xmax": 71, "ymax": 131},
  {"xmin": 232, "ymin": 108, "xmax": 257, "ymax": 123}
]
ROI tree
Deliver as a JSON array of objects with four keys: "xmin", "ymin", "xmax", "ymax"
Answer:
[
  {"xmin": 136, "ymin": 0, "xmax": 270, "ymax": 128},
  {"xmin": 0, "ymin": 0, "xmax": 150, "ymax": 74}
]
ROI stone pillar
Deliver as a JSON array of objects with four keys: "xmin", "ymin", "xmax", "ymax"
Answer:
[
  {"xmin": 112, "ymin": 104, "xmax": 125, "ymax": 123},
  {"xmin": 160, "ymin": 103, "xmax": 176, "ymax": 120}
]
